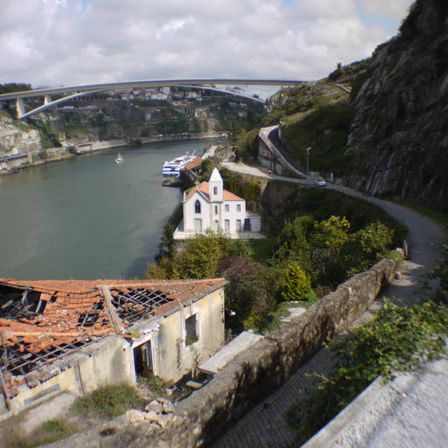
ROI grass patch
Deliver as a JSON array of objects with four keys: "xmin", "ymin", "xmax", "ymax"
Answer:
[
  {"xmin": 263, "ymin": 299, "xmax": 315, "ymax": 334},
  {"xmin": 73, "ymin": 384, "xmax": 141, "ymax": 418},
  {"xmin": 383, "ymin": 249, "xmax": 403, "ymax": 260},
  {"xmin": 282, "ymin": 101, "xmax": 353, "ymax": 175},
  {"xmin": 5, "ymin": 419, "xmax": 79, "ymax": 448},
  {"xmin": 137, "ymin": 374, "xmax": 170, "ymax": 396},
  {"xmin": 249, "ymin": 238, "xmax": 276, "ymax": 262}
]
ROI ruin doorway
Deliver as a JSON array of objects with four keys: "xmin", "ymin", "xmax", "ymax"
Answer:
[{"xmin": 133, "ymin": 340, "xmax": 153, "ymax": 377}]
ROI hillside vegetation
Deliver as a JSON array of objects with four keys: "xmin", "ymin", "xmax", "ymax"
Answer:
[{"xmin": 259, "ymin": 61, "xmax": 369, "ymax": 176}]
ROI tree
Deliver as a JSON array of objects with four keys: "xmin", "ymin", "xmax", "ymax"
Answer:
[
  {"xmin": 222, "ymin": 256, "xmax": 278, "ymax": 333},
  {"xmin": 344, "ymin": 221, "xmax": 394, "ymax": 275},
  {"xmin": 278, "ymin": 262, "xmax": 312, "ymax": 302},
  {"xmin": 310, "ymin": 216, "xmax": 351, "ymax": 284},
  {"xmin": 235, "ymin": 128, "xmax": 258, "ymax": 161},
  {"xmin": 146, "ymin": 233, "xmax": 252, "ymax": 280},
  {"xmin": 273, "ymin": 215, "xmax": 315, "ymax": 272},
  {"xmin": 355, "ymin": 221, "xmax": 393, "ymax": 257},
  {"xmin": 171, "ymin": 234, "xmax": 224, "ymax": 279}
]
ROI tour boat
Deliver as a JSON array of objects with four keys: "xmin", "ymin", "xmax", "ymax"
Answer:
[
  {"xmin": 115, "ymin": 153, "xmax": 124, "ymax": 164},
  {"xmin": 162, "ymin": 150, "xmax": 196, "ymax": 177}
]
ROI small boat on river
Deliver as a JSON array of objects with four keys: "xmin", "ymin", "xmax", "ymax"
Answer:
[{"xmin": 115, "ymin": 153, "xmax": 124, "ymax": 164}]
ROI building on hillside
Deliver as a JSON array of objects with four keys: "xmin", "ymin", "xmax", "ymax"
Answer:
[
  {"xmin": 0, "ymin": 277, "xmax": 226, "ymax": 415},
  {"xmin": 173, "ymin": 168, "xmax": 263, "ymax": 240}
]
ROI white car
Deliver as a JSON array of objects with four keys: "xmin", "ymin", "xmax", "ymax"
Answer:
[{"xmin": 314, "ymin": 177, "xmax": 326, "ymax": 187}]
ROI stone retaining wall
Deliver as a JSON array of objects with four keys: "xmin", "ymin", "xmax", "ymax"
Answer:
[{"xmin": 119, "ymin": 257, "xmax": 401, "ymax": 447}]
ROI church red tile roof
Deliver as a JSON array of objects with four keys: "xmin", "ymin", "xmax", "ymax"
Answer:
[{"xmin": 185, "ymin": 181, "xmax": 243, "ymax": 201}]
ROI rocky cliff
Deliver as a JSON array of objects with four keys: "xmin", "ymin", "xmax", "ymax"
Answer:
[
  {"xmin": 344, "ymin": 0, "xmax": 448, "ymax": 212},
  {"xmin": 0, "ymin": 110, "xmax": 43, "ymax": 155}
]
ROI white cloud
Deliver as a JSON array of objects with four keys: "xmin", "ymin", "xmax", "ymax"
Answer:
[
  {"xmin": 360, "ymin": 0, "xmax": 414, "ymax": 21},
  {"xmin": 0, "ymin": 0, "xmax": 412, "ymax": 87},
  {"xmin": 156, "ymin": 16, "xmax": 195, "ymax": 40}
]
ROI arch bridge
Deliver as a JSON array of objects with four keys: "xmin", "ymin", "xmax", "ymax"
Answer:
[{"xmin": 0, "ymin": 79, "xmax": 304, "ymax": 120}]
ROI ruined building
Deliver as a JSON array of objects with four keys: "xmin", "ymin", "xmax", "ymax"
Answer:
[{"xmin": 0, "ymin": 277, "xmax": 226, "ymax": 414}]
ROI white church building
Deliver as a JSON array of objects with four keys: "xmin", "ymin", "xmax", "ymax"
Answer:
[{"xmin": 173, "ymin": 168, "xmax": 263, "ymax": 240}]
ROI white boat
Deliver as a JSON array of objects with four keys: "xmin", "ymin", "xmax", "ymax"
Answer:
[
  {"xmin": 162, "ymin": 150, "xmax": 196, "ymax": 177},
  {"xmin": 115, "ymin": 153, "xmax": 124, "ymax": 164}
]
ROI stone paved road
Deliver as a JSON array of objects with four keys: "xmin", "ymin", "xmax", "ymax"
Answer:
[
  {"xmin": 213, "ymin": 162, "xmax": 447, "ymax": 448},
  {"xmin": 213, "ymin": 349, "xmax": 333, "ymax": 448}
]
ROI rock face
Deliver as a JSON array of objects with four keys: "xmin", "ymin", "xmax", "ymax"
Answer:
[
  {"xmin": 0, "ymin": 111, "xmax": 42, "ymax": 155},
  {"xmin": 344, "ymin": 0, "xmax": 448, "ymax": 212}
]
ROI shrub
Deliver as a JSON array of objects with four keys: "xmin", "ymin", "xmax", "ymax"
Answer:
[
  {"xmin": 73, "ymin": 384, "xmax": 140, "ymax": 418},
  {"xmin": 278, "ymin": 262, "xmax": 312, "ymax": 302},
  {"xmin": 345, "ymin": 221, "xmax": 394, "ymax": 275},
  {"xmin": 273, "ymin": 215, "xmax": 315, "ymax": 272},
  {"xmin": 147, "ymin": 233, "xmax": 252, "ymax": 280}
]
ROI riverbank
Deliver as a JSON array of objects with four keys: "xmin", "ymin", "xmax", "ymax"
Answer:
[{"xmin": 0, "ymin": 131, "xmax": 228, "ymax": 176}]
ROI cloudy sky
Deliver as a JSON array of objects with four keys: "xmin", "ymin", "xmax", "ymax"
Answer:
[{"xmin": 1, "ymin": 0, "xmax": 414, "ymax": 89}]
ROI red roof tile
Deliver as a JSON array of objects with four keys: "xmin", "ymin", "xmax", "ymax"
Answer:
[
  {"xmin": 185, "ymin": 181, "xmax": 243, "ymax": 201},
  {"xmin": 0, "ymin": 278, "xmax": 226, "ymax": 354}
]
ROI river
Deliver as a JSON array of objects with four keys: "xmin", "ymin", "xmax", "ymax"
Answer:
[{"xmin": 0, "ymin": 140, "xmax": 212, "ymax": 280}]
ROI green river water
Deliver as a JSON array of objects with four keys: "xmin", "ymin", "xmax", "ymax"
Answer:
[{"xmin": 0, "ymin": 140, "xmax": 211, "ymax": 279}]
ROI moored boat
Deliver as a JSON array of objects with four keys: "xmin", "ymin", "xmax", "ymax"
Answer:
[
  {"xmin": 162, "ymin": 150, "xmax": 196, "ymax": 177},
  {"xmin": 115, "ymin": 153, "xmax": 124, "ymax": 164}
]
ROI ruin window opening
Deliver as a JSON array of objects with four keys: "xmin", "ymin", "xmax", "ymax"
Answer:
[
  {"xmin": 185, "ymin": 314, "xmax": 198, "ymax": 346},
  {"xmin": 133, "ymin": 340, "xmax": 153, "ymax": 378}
]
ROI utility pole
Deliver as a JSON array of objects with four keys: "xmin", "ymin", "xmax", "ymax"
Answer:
[{"xmin": 306, "ymin": 147, "xmax": 311, "ymax": 180}]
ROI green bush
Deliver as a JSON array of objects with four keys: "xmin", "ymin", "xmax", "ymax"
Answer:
[
  {"xmin": 278, "ymin": 262, "xmax": 311, "ymax": 302},
  {"xmin": 147, "ymin": 233, "xmax": 252, "ymax": 280},
  {"xmin": 73, "ymin": 384, "xmax": 140, "ymax": 418},
  {"xmin": 272, "ymin": 213, "xmax": 396, "ymax": 288},
  {"xmin": 345, "ymin": 221, "xmax": 394, "ymax": 275},
  {"xmin": 235, "ymin": 128, "xmax": 259, "ymax": 161}
]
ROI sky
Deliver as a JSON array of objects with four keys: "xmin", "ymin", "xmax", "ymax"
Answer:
[{"xmin": 0, "ymin": 0, "xmax": 414, "ymax": 90}]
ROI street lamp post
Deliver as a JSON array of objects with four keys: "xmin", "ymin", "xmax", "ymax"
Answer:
[{"xmin": 306, "ymin": 147, "xmax": 311, "ymax": 180}]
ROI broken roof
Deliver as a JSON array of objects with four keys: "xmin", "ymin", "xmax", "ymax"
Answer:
[
  {"xmin": 185, "ymin": 181, "xmax": 243, "ymax": 202},
  {"xmin": 0, "ymin": 277, "xmax": 226, "ymax": 388}
]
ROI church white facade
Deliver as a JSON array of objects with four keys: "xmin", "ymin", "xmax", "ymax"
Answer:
[{"xmin": 173, "ymin": 168, "xmax": 262, "ymax": 240}]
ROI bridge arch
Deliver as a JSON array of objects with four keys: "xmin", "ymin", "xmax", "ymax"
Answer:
[{"xmin": 0, "ymin": 78, "xmax": 304, "ymax": 120}]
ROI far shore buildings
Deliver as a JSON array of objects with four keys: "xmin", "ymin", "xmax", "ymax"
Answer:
[
  {"xmin": 0, "ymin": 277, "xmax": 225, "ymax": 415},
  {"xmin": 173, "ymin": 168, "xmax": 263, "ymax": 240}
]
